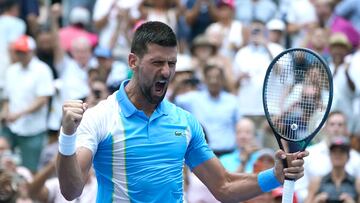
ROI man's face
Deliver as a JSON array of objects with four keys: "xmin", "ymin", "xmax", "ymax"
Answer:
[
  {"xmin": 325, "ymin": 113, "xmax": 347, "ymax": 137},
  {"xmin": 15, "ymin": 51, "xmax": 32, "ymax": 67},
  {"xmin": 330, "ymin": 147, "xmax": 349, "ymax": 168},
  {"xmin": 135, "ymin": 44, "xmax": 177, "ymax": 104},
  {"xmin": 204, "ymin": 67, "xmax": 223, "ymax": 96}
]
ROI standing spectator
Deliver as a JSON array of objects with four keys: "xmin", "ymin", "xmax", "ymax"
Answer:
[
  {"xmin": 0, "ymin": 35, "xmax": 54, "ymax": 173},
  {"xmin": 61, "ymin": 0, "xmax": 96, "ymax": 27},
  {"xmin": 234, "ymin": 0, "xmax": 277, "ymax": 26},
  {"xmin": 205, "ymin": 0, "xmax": 246, "ymax": 58},
  {"xmin": 286, "ymin": 0, "xmax": 317, "ymax": 48},
  {"xmin": 233, "ymin": 20, "xmax": 283, "ymax": 128},
  {"xmin": 184, "ymin": 0, "xmax": 218, "ymax": 42},
  {"xmin": 175, "ymin": 65, "xmax": 240, "ymax": 156},
  {"xmin": 305, "ymin": 136, "xmax": 360, "ymax": 203},
  {"xmin": 93, "ymin": 0, "xmax": 142, "ymax": 48},
  {"xmin": 0, "ymin": 0, "xmax": 26, "ymax": 102},
  {"xmin": 18, "ymin": 0, "xmax": 39, "ymax": 37}
]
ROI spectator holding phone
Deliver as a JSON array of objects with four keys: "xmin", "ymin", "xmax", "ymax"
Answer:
[{"xmin": 305, "ymin": 136, "xmax": 360, "ymax": 203}]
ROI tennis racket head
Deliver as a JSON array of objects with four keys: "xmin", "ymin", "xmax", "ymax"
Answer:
[{"xmin": 263, "ymin": 48, "xmax": 333, "ymax": 152}]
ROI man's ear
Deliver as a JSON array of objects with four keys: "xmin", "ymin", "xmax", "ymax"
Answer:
[{"xmin": 128, "ymin": 53, "xmax": 139, "ymax": 71}]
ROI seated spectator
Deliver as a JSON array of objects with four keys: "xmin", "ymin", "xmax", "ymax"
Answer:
[
  {"xmin": 220, "ymin": 118, "xmax": 261, "ymax": 173},
  {"xmin": 295, "ymin": 111, "xmax": 360, "ymax": 202},
  {"xmin": 305, "ymin": 136, "xmax": 360, "ymax": 203}
]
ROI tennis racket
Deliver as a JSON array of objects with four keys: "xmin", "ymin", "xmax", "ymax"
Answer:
[{"xmin": 262, "ymin": 48, "xmax": 333, "ymax": 203}]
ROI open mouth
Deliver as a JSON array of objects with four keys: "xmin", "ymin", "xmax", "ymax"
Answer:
[{"xmin": 155, "ymin": 80, "xmax": 167, "ymax": 93}]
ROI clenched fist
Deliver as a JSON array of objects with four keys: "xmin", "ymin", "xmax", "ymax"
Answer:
[{"xmin": 62, "ymin": 100, "xmax": 88, "ymax": 135}]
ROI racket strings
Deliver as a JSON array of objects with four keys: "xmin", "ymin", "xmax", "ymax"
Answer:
[{"xmin": 265, "ymin": 51, "xmax": 330, "ymax": 141}]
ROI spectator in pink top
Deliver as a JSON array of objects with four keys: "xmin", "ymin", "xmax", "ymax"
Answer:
[{"xmin": 59, "ymin": 6, "xmax": 98, "ymax": 52}]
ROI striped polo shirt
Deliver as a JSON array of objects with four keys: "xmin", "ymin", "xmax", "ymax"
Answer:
[{"xmin": 76, "ymin": 80, "xmax": 215, "ymax": 202}]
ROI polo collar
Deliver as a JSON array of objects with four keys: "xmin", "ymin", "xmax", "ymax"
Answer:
[{"xmin": 116, "ymin": 80, "xmax": 169, "ymax": 118}]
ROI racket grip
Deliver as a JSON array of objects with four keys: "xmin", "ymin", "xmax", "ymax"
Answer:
[{"xmin": 282, "ymin": 180, "xmax": 295, "ymax": 203}]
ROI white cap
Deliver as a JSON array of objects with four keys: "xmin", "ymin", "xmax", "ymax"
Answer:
[
  {"xmin": 69, "ymin": 7, "xmax": 90, "ymax": 25},
  {"xmin": 266, "ymin": 19, "xmax": 286, "ymax": 31}
]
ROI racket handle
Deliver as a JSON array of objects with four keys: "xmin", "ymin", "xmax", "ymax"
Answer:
[{"xmin": 282, "ymin": 180, "xmax": 295, "ymax": 203}]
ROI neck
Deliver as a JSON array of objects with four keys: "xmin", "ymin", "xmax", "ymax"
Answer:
[
  {"xmin": 125, "ymin": 80, "xmax": 157, "ymax": 117},
  {"xmin": 331, "ymin": 167, "xmax": 346, "ymax": 184}
]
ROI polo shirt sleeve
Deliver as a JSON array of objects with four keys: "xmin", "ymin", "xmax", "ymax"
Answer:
[
  {"xmin": 184, "ymin": 113, "xmax": 215, "ymax": 170},
  {"xmin": 76, "ymin": 101, "xmax": 109, "ymax": 156}
]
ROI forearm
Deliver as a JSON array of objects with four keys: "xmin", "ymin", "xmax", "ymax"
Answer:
[
  {"xmin": 56, "ymin": 153, "xmax": 87, "ymax": 200},
  {"xmin": 94, "ymin": 16, "xmax": 109, "ymax": 31},
  {"xmin": 185, "ymin": 3, "xmax": 201, "ymax": 25},
  {"xmin": 216, "ymin": 172, "xmax": 263, "ymax": 202},
  {"xmin": 21, "ymin": 96, "xmax": 49, "ymax": 115}
]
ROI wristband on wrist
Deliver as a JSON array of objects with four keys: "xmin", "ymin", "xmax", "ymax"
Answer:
[
  {"xmin": 257, "ymin": 168, "xmax": 282, "ymax": 192},
  {"xmin": 58, "ymin": 128, "xmax": 76, "ymax": 156}
]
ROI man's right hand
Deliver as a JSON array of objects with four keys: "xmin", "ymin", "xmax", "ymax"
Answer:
[{"xmin": 62, "ymin": 100, "xmax": 88, "ymax": 135}]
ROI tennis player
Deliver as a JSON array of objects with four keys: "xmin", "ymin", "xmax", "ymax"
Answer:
[{"xmin": 56, "ymin": 21, "xmax": 308, "ymax": 202}]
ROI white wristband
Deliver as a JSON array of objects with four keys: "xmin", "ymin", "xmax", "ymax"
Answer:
[{"xmin": 58, "ymin": 128, "xmax": 77, "ymax": 156}]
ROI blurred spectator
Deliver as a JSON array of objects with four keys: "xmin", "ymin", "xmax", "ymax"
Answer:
[
  {"xmin": 305, "ymin": 136, "xmax": 360, "ymax": 203},
  {"xmin": 347, "ymin": 47, "xmax": 360, "ymax": 135},
  {"xmin": 302, "ymin": 26, "xmax": 331, "ymax": 62},
  {"xmin": 37, "ymin": 129, "xmax": 58, "ymax": 172},
  {"xmin": 328, "ymin": 33, "xmax": 357, "ymax": 133},
  {"xmin": 233, "ymin": 20, "xmax": 283, "ymax": 128},
  {"xmin": 93, "ymin": 0, "xmax": 141, "ymax": 48},
  {"xmin": 335, "ymin": 0, "xmax": 360, "ymax": 32},
  {"xmin": 205, "ymin": 0, "xmax": 246, "ymax": 58},
  {"xmin": 28, "ymin": 159, "xmax": 97, "ymax": 203},
  {"xmin": 59, "ymin": 6, "xmax": 98, "ymax": 52},
  {"xmin": 139, "ymin": 0, "xmax": 183, "ymax": 33},
  {"xmin": 61, "ymin": 0, "xmax": 96, "ymax": 27},
  {"xmin": 234, "ymin": 0, "xmax": 277, "ymax": 26},
  {"xmin": 190, "ymin": 34, "xmax": 235, "ymax": 92},
  {"xmin": 266, "ymin": 18, "xmax": 286, "ymax": 47},
  {"xmin": 93, "ymin": 46, "xmax": 130, "ymax": 93},
  {"xmin": 220, "ymin": 118, "xmax": 260, "ymax": 173},
  {"xmin": 314, "ymin": 0, "xmax": 360, "ymax": 50},
  {"xmin": 175, "ymin": 65, "xmax": 240, "ymax": 156},
  {"xmin": 85, "ymin": 79, "xmax": 110, "ymax": 108},
  {"xmin": 286, "ymin": 0, "xmax": 317, "ymax": 48},
  {"xmin": 18, "ymin": 0, "xmax": 39, "ymax": 37},
  {"xmin": 185, "ymin": 0, "xmax": 219, "ymax": 42},
  {"xmin": 296, "ymin": 111, "xmax": 360, "ymax": 203},
  {"xmin": 0, "ymin": 0, "xmax": 26, "ymax": 101},
  {"xmin": 0, "ymin": 35, "xmax": 54, "ymax": 173},
  {"xmin": 167, "ymin": 54, "xmax": 198, "ymax": 102}
]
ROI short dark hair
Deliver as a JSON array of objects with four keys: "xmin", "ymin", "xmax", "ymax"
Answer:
[
  {"xmin": 131, "ymin": 21, "xmax": 177, "ymax": 58},
  {"xmin": 203, "ymin": 64, "xmax": 225, "ymax": 79}
]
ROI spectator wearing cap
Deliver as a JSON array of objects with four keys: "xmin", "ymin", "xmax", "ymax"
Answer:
[
  {"xmin": 205, "ymin": 0, "xmax": 246, "ymax": 59},
  {"xmin": 328, "ymin": 33, "xmax": 357, "ymax": 133},
  {"xmin": 190, "ymin": 34, "xmax": 236, "ymax": 93},
  {"xmin": 266, "ymin": 18, "xmax": 286, "ymax": 47},
  {"xmin": 0, "ymin": 35, "xmax": 55, "ymax": 173},
  {"xmin": 93, "ymin": 46, "xmax": 130, "ymax": 93},
  {"xmin": 335, "ymin": 0, "xmax": 360, "ymax": 33},
  {"xmin": 58, "ymin": 6, "xmax": 98, "ymax": 52},
  {"xmin": 295, "ymin": 111, "xmax": 360, "ymax": 203},
  {"xmin": 305, "ymin": 136, "xmax": 360, "ymax": 203}
]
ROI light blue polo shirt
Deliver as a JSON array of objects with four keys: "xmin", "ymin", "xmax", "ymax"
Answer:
[{"xmin": 76, "ymin": 80, "xmax": 215, "ymax": 203}]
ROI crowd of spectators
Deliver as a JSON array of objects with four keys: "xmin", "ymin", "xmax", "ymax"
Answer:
[{"xmin": 0, "ymin": 0, "xmax": 360, "ymax": 202}]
